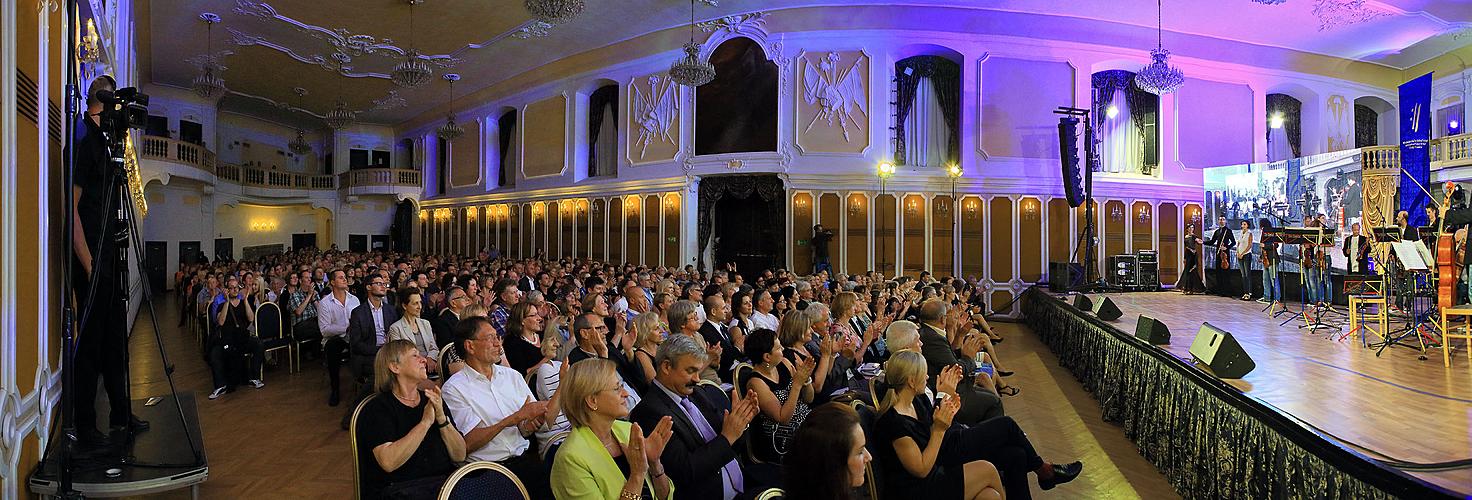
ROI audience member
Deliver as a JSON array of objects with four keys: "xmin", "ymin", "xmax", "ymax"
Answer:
[
  {"xmin": 318, "ymin": 269, "xmax": 360, "ymax": 406},
  {"xmin": 356, "ymin": 340, "xmax": 465, "ymax": 500},
  {"xmin": 783, "ymin": 403, "xmax": 871, "ymax": 500},
  {"xmin": 550, "ymin": 359, "xmax": 675, "ymax": 500},
  {"xmin": 388, "ymin": 287, "xmax": 439, "ymax": 378},
  {"xmin": 740, "ymin": 328, "xmax": 815, "ymax": 464}
]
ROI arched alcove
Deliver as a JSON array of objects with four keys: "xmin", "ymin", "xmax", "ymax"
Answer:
[
  {"xmin": 586, "ymin": 81, "xmax": 620, "ymax": 178},
  {"xmin": 895, "ymin": 53, "xmax": 960, "ymax": 167},
  {"xmin": 1266, "ymin": 83, "xmax": 1321, "ymax": 158},
  {"xmin": 1091, "ymin": 70, "xmax": 1160, "ymax": 175},
  {"xmin": 696, "ymin": 37, "xmax": 778, "ymax": 155},
  {"xmin": 1266, "ymin": 93, "xmax": 1303, "ymax": 161},
  {"xmin": 495, "ymin": 107, "xmax": 519, "ymax": 187},
  {"xmin": 1354, "ymin": 96, "xmax": 1395, "ymax": 148}
]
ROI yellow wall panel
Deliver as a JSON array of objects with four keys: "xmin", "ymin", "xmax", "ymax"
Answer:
[
  {"xmin": 1019, "ymin": 197, "xmax": 1043, "ymax": 282},
  {"xmin": 522, "ymin": 95, "xmax": 567, "ymax": 178},
  {"xmin": 792, "ymin": 192, "xmax": 814, "ymax": 274}
]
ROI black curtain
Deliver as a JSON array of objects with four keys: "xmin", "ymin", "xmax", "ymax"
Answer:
[
  {"xmin": 1267, "ymin": 94, "xmax": 1302, "ymax": 158},
  {"xmin": 389, "ymin": 199, "xmax": 415, "ymax": 253},
  {"xmin": 894, "ymin": 55, "xmax": 960, "ymax": 165},
  {"xmin": 498, "ymin": 110, "xmax": 517, "ymax": 187},
  {"xmin": 1355, "ymin": 104, "xmax": 1378, "ymax": 149},
  {"xmin": 697, "ymin": 175, "xmax": 785, "ymax": 271},
  {"xmin": 1091, "ymin": 70, "xmax": 1158, "ymax": 172},
  {"xmin": 588, "ymin": 85, "xmax": 618, "ymax": 177}
]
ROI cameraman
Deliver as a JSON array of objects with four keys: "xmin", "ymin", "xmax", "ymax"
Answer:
[
  {"xmin": 811, "ymin": 223, "xmax": 834, "ymax": 275},
  {"xmin": 70, "ymin": 75, "xmax": 145, "ymax": 446}
]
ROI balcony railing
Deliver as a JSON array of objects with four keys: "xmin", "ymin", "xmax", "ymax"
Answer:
[
  {"xmin": 1432, "ymin": 133, "xmax": 1470, "ymax": 166},
  {"xmin": 1359, "ymin": 133, "xmax": 1472, "ymax": 172},
  {"xmin": 140, "ymin": 135, "xmax": 216, "ymax": 174},
  {"xmin": 1360, "ymin": 145, "xmax": 1400, "ymax": 170},
  {"xmin": 340, "ymin": 168, "xmax": 422, "ymax": 189}
]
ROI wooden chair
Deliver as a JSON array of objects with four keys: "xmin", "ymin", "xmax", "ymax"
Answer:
[
  {"xmin": 538, "ymin": 429, "xmax": 571, "ymax": 464},
  {"xmin": 1440, "ymin": 305, "xmax": 1472, "ymax": 368},
  {"xmin": 437, "ymin": 461, "xmax": 530, "ymax": 500},
  {"xmin": 755, "ymin": 488, "xmax": 785, "ymax": 500},
  {"xmin": 254, "ymin": 302, "xmax": 294, "ymax": 374},
  {"xmin": 350, "ymin": 393, "xmax": 378, "ymax": 500}
]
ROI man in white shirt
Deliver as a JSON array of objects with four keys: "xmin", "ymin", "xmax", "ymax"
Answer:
[
  {"xmin": 442, "ymin": 316, "xmax": 556, "ymax": 499},
  {"xmin": 316, "ymin": 269, "xmax": 358, "ymax": 407}
]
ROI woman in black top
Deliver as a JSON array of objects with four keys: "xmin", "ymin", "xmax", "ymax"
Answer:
[
  {"xmin": 502, "ymin": 302, "xmax": 550, "ymax": 375},
  {"xmin": 357, "ymin": 339, "xmax": 466, "ymax": 500},
  {"xmin": 209, "ymin": 277, "xmax": 264, "ymax": 399},
  {"xmin": 1179, "ymin": 224, "xmax": 1207, "ymax": 294},
  {"xmin": 741, "ymin": 329, "xmax": 815, "ymax": 464}
]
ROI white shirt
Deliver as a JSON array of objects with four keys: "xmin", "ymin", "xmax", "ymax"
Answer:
[
  {"xmin": 750, "ymin": 311, "xmax": 779, "ymax": 332},
  {"xmin": 531, "ymin": 361, "xmax": 573, "ymax": 446},
  {"xmin": 442, "ymin": 363, "xmax": 536, "ymax": 462},
  {"xmin": 368, "ymin": 299, "xmax": 387, "ymax": 346},
  {"xmin": 316, "ymin": 291, "xmax": 360, "ymax": 344}
]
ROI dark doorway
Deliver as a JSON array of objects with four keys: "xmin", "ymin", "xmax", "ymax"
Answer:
[
  {"xmin": 214, "ymin": 238, "xmax": 233, "ymax": 262},
  {"xmin": 292, "ymin": 233, "xmax": 318, "ymax": 252},
  {"xmin": 180, "ymin": 241, "xmax": 201, "ymax": 264},
  {"xmin": 370, "ymin": 235, "xmax": 390, "ymax": 251},
  {"xmin": 179, "ymin": 120, "xmax": 203, "ymax": 146},
  {"xmin": 349, "ymin": 234, "xmax": 368, "ymax": 253},
  {"xmin": 700, "ymin": 175, "xmax": 785, "ymax": 282},
  {"xmin": 145, "ymin": 241, "xmax": 167, "ymax": 294},
  {"xmin": 146, "ymin": 116, "xmax": 169, "ymax": 138}
]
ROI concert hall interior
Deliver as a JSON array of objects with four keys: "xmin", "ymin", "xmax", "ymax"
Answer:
[{"xmin": 6, "ymin": 0, "xmax": 1472, "ymax": 498}]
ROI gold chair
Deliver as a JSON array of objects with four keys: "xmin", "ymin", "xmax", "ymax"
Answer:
[
  {"xmin": 731, "ymin": 362, "xmax": 755, "ymax": 399},
  {"xmin": 254, "ymin": 301, "xmax": 293, "ymax": 374},
  {"xmin": 754, "ymin": 487, "xmax": 786, "ymax": 500},
  {"xmin": 1440, "ymin": 305, "xmax": 1472, "ymax": 367},
  {"xmin": 350, "ymin": 393, "xmax": 378, "ymax": 500},
  {"xmin": 437, "ymin": 461, "xmax": 530, "ymax": 500}
]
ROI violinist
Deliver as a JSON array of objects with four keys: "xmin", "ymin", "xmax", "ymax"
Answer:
[
  {"xmin": 1206, "ymin": 216, "xmax": 1236, "ymax": 297},
  {"xmin": 1343, "ymin": 222, "xmax": 1370, "ymax": 275},
  {"xmin": 1303, "ymin": 215, "xmax": 1327, "ymax": 306}
]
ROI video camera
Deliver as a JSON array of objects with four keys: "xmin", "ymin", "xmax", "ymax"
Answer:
[{"xmin": 95, "ymin": 86, "xmax": 149, "ymax": 138}]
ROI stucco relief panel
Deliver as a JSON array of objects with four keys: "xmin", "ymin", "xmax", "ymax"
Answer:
[{"xmin": 795, "ymin": 50, "xmax": 870, "ymax": 155}]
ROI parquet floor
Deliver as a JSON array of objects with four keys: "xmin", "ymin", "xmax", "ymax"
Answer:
[
  {"xmin": 1078, "ymin": 291, "xmax": 1472, "ymax": 494},
  {"xmin": 118, "ymin": 293, "xmax": 1178, "ymax": 499}
]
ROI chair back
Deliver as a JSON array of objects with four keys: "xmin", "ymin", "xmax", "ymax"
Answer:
[
  {"xmin": 539, "ymin": 429, "xmax": 571, "ymax": 465},
  {"xmin": 254, "ymin": 302, "xmax": 283, "ymax": 341},
  {"xmin": 732, "ymin": 362, "xmax": 755, "ymax": 399},
  {"xmin": 755, "ymin": 488, "xmax": 786, "ymax": 500},
  {"xmin": 350, "ymin": 393, "xmax": 378, "ymax": 500},
  {"xmin": 440, "ymin": 343, "xmax": 459, "ymax": 375},
  {"xmin": 438, "ymin": 461, "xmax": 530, "ymax": 500},
  {"xmin": 851, "ymin": 400, "xmax": 882, "ymax": 500}
]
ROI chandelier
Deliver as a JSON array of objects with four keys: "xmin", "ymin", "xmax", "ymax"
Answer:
[
  {"xmin": 289, "ymin": 128, "xmax": 312, "ymax": 155},
  {"xmin": 192, "ymin": 13, "xmax": 227, "ymax": 99},
  {"xmin": 390, "ymin": 1, "xmax": 433, "ymax": 88},
  {"xmin": 668, "ymin": 0, "xmax": 715, "ymax": 87},
  {"xmin": 524, "ymin": 0, "xmax": 584, "ymax": 25},
  {"xmin": 437, "ymin": 74, "xmax": 465, "ymax": 141},
  {"xmin": 1135, "ymin": 0, "xmax": 1184, "ymax": 95},
  {"xmin": 325, "ymin": 99, "xmax": 356, "ymax": 129}
]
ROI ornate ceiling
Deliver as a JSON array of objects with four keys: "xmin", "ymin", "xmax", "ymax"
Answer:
[{"xmin": 140, "ymin": 0, "xmax": 1471, "ymax": 129}]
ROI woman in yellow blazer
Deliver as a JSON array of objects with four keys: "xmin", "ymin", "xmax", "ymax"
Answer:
[{"xmin": 552, "ymin": 359, "xmax": 675, "ymax": 500}]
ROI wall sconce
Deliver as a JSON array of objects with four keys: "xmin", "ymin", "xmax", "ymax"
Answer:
[
  {"xmin": 1022, "ymin": 200, "xmax": 1039, "ymax": 222},
  {"xmin": 935, "ymin": 198, "xmax": 951, "ymax": 216},
  {"xmin": 591, "ymin": 201, "xmax": 602, "ymax": 217},
  {"xmin": 1109, "ymin": 204, "xmax": 1124, "ymax": 222},
  {"xmin": 577, "ymin": 200, "xmax": 588, "ymax": 216},
  {"xmin": 905, "ymin": 197, "xmax": 920, "ymax": 216},
  {"xmin": 79, "ymin": 19, "xmax": 101, "ymax": 63},
  {"xmin": 964, "ymin": 198, "xmax": 980, "ymax": 218},
  {"xmin": 435, "ymin": 208, "xmax": 451, "ymax": 222},
  {"xmin": 1137, "ymin": 206, "xmax": 1151, "ymax": 223},
  {"xmin": 468, "ymin": 207, "xmax": 479, "ymax": 220},
  {"xmin": 794, "ymin": 196, "xmax": 810, "ymax": 215},
  {"xmin": 533, "ymin": 203, "xmax": 545, "ymax": 219},
  {"xmin": 664, "ymin": 194, "xmax": 679, "ymax": 212},
  {"xmin": 250, "ymin": 219, "xmax": 278, "ymax": 232},
  {"xmin": 626, "ymin": 195, "xmax": 641, "ymax": 215},
  {"xmin": 419, "ymin": 210, "xmax": 428, "ymax": 221},
  {"xmin": 848, "ymin": 196, "xmax": 864, "ymax": 217}
]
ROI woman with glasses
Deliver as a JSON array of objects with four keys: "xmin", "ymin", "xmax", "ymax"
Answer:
[{"xmin": 209, "ymin": 276, "xmax": 265, "ymax": 400}]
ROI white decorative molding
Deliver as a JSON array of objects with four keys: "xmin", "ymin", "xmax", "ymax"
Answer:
[
  {"xmin": 1312, "ymin": 0, "xmax": 1391, "ymax": 31},
  {"xmin": 630, "ymin": 75, "xmax": 679, "ymax": 161},
  {"xmin": 799, "ymin": 51, "xmax": 868, "ymax": 142},
  {"xmin": 512, "ymin": 21, "xmax": 554, "ymax": 40},
  {"xmin": 697, "ymin": 12, "xmax": 767, "ymax": 39}
]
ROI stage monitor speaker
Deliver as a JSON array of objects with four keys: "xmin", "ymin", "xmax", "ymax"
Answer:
[
  {"xmin": 1134, "ymin": 315, "xmax": 1170, "ymax": 345},
  {"xmin": 1188, "ymin": 322, "xmax": 1256, "ymax": 378},
  {"xmin": 1058, "ymin": 117, "xmax": 1084, "ymax": 207},
  {"xmin": 1072, "ymin": 294, "xmax": 1093, "ymax": 311},
  {"xmin": 1092, "ymin": 297, "xmax": 1122, "ymax": 321},
  {"xmin": 1050, "ymin": 262, "xmax": 1082, "ymax": 292}
]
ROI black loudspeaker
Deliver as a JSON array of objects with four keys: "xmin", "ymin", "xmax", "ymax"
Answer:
[
  {"xmin": 1134, "ymin": 315, "xmax": 1170, "ymax": 345},
  {"xmin": 1188, "ymin": 322, "xmax": 1256, "ymax": 378},
  {"xmin": 1058, "ymin": 117, "xmax": 1085, "ymax": 207},
  {"xmin": 1072, "ymin": 294, "xmax": 1093, "ymax": 311},
  {"xmin": 1051, "ymin": 262, "xmax": 1082, "ymax": 292},
  {"xmin": 1093, "ymin": 297, "xmax": 1122, "ymax": 321}
]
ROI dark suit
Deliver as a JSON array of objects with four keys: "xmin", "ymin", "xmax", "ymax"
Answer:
[
  {"xmin": 1206, "ymin": 226, "xmax": 1237, "ymax": 296},
  {"xmin": 917, "ymin": 323, "xmax": 1003, "ymax": 424},
  {"xmin": 1342, "ymin": 234, "xmax": 1371, "ymax": 274},
  {"xmin": 347, "ymin": 299, "xmax": 399, "ymax": 384},
  {"xmin": 518, "ymin": 275, "xmax": 537, "ymax": 293},
  {"xmin": 432, "ymin": 309, "xmax": 460, "ymax": 350},
  {"xmin": 699, "ymin": 321, "xmax": 740, "ymax": 383},
  {"xmin": 630, "ymin": 382, "xmax": 743, "ymax": 500}
]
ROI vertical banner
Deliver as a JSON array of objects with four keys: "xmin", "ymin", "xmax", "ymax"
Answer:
[{"xmin": 1398, "ymin": 72, "xmax": 1433, "ymax": 225}]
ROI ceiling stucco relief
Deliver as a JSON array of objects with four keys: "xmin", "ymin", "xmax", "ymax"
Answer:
[
  {"xmin": 1312, "ymin": 0, "xmax": 1391, "ymax": 31},
  {"xmin": 796, "ymin": 51, "xmax": 869, "ymax": 155}
]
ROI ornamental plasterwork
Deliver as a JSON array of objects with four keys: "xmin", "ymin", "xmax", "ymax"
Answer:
[
  {"xmin": 512, "ymin": 21, "xmax": 555, "ymax": 39},
  {"xmin": 629, "ymin": 74, "xmax": 681, "ymax": 162},
  {"xmin": 799, "ymin": 51, "xmax": 869, "ymax": 143},
  {"xmin": 698, "ymin": 12, "xmax": 768, "ymax": 40},
  {"xmin": 1311, "ymin": 0, "xmax": 1390, "ymax": 31}
]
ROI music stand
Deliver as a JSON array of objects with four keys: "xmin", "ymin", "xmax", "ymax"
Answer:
[
  {"xmin": 1261, "ymin": 227, "xmax": 1286, "ymax": 314},
  {"xmin": 1282, "ymin": 227, "xmax": 1338, "ymax": 331}
]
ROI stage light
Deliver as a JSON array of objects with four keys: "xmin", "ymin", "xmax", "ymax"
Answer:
[
  {"xmin": 1452, "ymin": 120, "xmax": 1460, "ymax": 132},
  {"xmin": 946, "ymin": 163, "xmax": 962, "ymax": 178},
  {"xmin": 1269, "ymin": 112, "xmax": 1284, "ymax": 129},
  {"xmin": 1105, "ymin": 105, "xmax": 1119, "ymax": 119},
  {"xmin": 877, "ymin": 162, "xmax": 896, "ymax": 178}
]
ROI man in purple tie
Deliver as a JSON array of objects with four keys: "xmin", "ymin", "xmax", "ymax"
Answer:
[{"xmin": 630, "ymin": 334, "xmax": 760, "ymax": 500}]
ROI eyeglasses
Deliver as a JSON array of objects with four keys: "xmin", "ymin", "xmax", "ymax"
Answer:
[{"xmin": 370, "ymin": 281, "xmax": 387, "ymax": 286}]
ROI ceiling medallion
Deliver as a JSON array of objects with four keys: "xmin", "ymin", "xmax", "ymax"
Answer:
[
  {"xmin": 391, "ymin": 0, "xmax": 433, "ymax": 88},
  {"xmin": 1311, "ymin": 0, "xmax": 1390, "ymax": 31},
  {"xmin": 1134, "ymin": 0, "xmax": 1184, "ymax": 95},
  {"xmin": 524, "ymin": 0, "xmax": 585, "ymax": 26},
  {"xmin": 437, "ymin": 74, "xmax": 465, "ymax": 141},
  {"xmin": 325, "ymin": 99, "xmax": 357, "ymax": 129},
  {"xmin": 192, "ymin": 13, "xmax": 228, "ymax": 100},
  {"xmin": 669, "ymin": 0, "xmax": 715, "ymax": 87}
]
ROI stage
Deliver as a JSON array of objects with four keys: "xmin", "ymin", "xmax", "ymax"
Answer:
[
  {"xmin": 28, "ymin": 393, "xmax": 208, "ymax": 498},
  {"xmin": 1021, "ymin": 289, "xmax": 1471, "ymax": 496}
]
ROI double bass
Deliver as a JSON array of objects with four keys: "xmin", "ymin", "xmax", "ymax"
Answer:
[{"xmin": 1437, "ymin": 183, "xmax": 1461, "ymax": 309}]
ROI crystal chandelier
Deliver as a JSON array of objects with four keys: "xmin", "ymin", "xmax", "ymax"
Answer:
[
  {"xmin": 668, "ymin": 0, "xmax": 715, "ymax": 87},
  {"xmin": 289, "ymin": 128, "xmax": 312, "ymax": 155},
  {"xmin": 524, "ymin": 0, "xmax": 584, "ymax": 25},
  {"xmin": 192, "ymin": 13, "xmax": 227, "ymax": 99},
  {"xmin": 437, "ymin": 74, "xmax": 465, "ymax": 141},
  {"xmin": 1134, "ymin": 0, "xmax": 1184, "ymax": 95},
  {"xmin": 325, "ymin": 99, "xmax": 356, "ymax": 129},
  {"xmin": 390, "ymin": 1, "xmax": 433, "ymax": 88}
]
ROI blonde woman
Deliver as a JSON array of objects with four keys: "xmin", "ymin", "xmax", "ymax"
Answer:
[
  {"xmin": 356, "ymin": 340, "xmax": 466, "ymax": 499},
  {"xmin": 630, "ymin": 312, "xmax": 667, "ymax": 384},
  {"xmin": 551, "ymin": 359, "xmax": 676, "ymax": 500}
]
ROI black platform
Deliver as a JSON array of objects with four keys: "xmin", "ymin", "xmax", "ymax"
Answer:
[{"xmin": 29, "ymin": 393, "xmax": 208, "ymax": 498}]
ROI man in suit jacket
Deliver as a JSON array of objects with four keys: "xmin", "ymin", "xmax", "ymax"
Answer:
[
  {"xmin": 914, "ymin": 299, "xmax": 1003, "ymax": 424},
  {"xmin": 630, "ymin": 334, "xmax": 760, "ymax": 500},
  {"xmin": 342, "ymin": 275, "xmax": 399, "ymax": 428},
  {"xmin": 1206, "ymin": 216, "xmax": 1237, "ymax": 296},
  {"xmin": 698, "ymin": 294, "xmax": 741, "ymax": 383}
]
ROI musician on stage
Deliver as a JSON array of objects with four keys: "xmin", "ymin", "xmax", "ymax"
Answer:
[
  {"xmin": 1178, "ymin": 224, "xmax": 1207, "ymax": 294},
  {"xmin": 1303, "ymin": 215, "xmax": 1329, "ymax": 306},
  {"xmin": 1206, "ymin": 216, "xmax": 1236, "ymax": 297},
  {"xmin": 1236, "ymin": 220, "xmax": 1254, "ymax": 301},
  {"xmin": 1259, "ymin": 220, "xmax": 1283, "ymax": 311},
  {"xmin": 1343, "ymin": 222, "xmax": 1370, "ymax": 275},
  {"xmin": 1396, "ymin": 210, "xmax": 1416, "ymax": 241}
]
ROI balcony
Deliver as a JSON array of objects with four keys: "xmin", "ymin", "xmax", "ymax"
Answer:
[
  {"xmin": 139, "ymin": 135, "xmax": 421, "ymax": 200},
  {"xmin": 1356, "ymin": 133, "xmax": 1472, "ymax": 175}
]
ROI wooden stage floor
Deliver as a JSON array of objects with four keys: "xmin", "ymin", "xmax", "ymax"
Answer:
[{"xmin": 1072, "ymin": 291, "xmax": 1472, "ymax": 494}]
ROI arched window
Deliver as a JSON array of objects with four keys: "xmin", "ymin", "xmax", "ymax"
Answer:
[
  {"xmin": 436, "ymin": 137, "xmax": 448, "ymax": 195},
  {"xmin": 895, "ymin": 55, "xmax": 960, "ymax": 167},
  {"xmin": 1091, "ymin": 70, "xmax": 1159, "ymax": 175},
  {"xmin": 696, "ymin": 37, "xmax": 778, "ymax": 155},
  {"xmin": 1354, "ymin": 104, "xmax": 1378, "ymax": 148},
  {"xmin": 1267, "ymin": 93, "xmax": 1302, "ymax": 161},
  {"xmin": 1354, "ymin": 96, "xmax": 1395, "ymax": 148},
  {"xmin": 589, "ymin": 85, "xmax": 619, "ymax": 177},
  {"xmin": 497, "ymin": 109, "xmax": 518, "ymax": 187}
]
